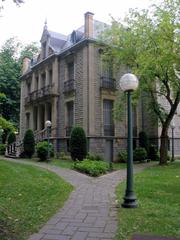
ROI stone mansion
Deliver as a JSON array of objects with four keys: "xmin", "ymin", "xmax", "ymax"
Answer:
[{"xmin": 20, "ymin": 12, "xmax": 180, "ymax": 161}]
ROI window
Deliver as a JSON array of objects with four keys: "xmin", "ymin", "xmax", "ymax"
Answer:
[
  {"xmin": 66, "ymin": 101, "xmax": 74, "ymax": 136},
  {"xmin": 35, "ymin": 76, "xmax": 39, "ymax": 90},
  {"xmin": 26, "ymin": 112, "xmax": 30, "ymax": 129},
  {"xmin": 49, "ymin": 69, "xmax": 52, "ymax": 85},
  {"xmin": 103, "ymin": 100, "xmax": 114, "ymax": 136},
  {"xmin": 27, "ymin": 82, "xmax": 31, "ymax": 95},
  {"xmin": 41, "ymin": 73, "xmax": 46, "ymax": 88},
  {"xmin": 68, "ymin": 62, "xmax": 74, "ymax": 80},
  {"xmin": 42, "ymin": 42, "xmax": 47, "ymax": 59},
  {"xmin": 101, "ymin": 61, "xmax": 115, "ymax": 89}
]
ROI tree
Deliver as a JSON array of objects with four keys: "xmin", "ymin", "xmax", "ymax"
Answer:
[
  {"xmin": 101, "ymin": 0, "xmax": 180, "ymax": 165},
  {"xmin": 70, "ymin": 126, "xmax": 87, "ymax": 161},
  {"xmin": 23, "ymin": 129, "xmax": 35, "ymax": 158},
  {"xmin": 0, "ymin": 38, "xmax": 39, "ymax": 126}
]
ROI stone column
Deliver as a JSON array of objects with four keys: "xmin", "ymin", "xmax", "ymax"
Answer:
[
  {"xmin": 31, "ymin": 72, "xmax": 36, "ymax": 92},
  {"xmin": 45, "ymin": 67, "xmax": 49, "ymax": 86}
]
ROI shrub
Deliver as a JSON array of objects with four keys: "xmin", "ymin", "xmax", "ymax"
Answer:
[
  {"xmin": 148, "ymin": 144, "xmax": 159, "ymax": 161},
  {"xmin": 0, "ymin": 144, "xmax": 6, "ymax": 155},
  {"xmin": 74, "ymin": 160, "xmax": 109, "ymax": 177},
  {"xmin": 23, "ymin": 129, "xmax": 35, "ymax": 158},
  {"xmin": 139, "ymin": 131, "xmax": 149, "ymax": 152},
  {"xmin": 7, "ymin": 132, "xmax": 16, "ymax": 145},
  {"xmin": 36, "ymin": 141, "xmax": 54, "ymax": 161},
  {"xmin": 117, "ymin": 150, "xmax": 127, "ymax": 163},
  {"xmin": 70, "ymin": 126, "xmax": 87, "ymax": 161},
  {"xmin": 59, "ymin": 151, "xmax": 71, "ymax": 161},
  {"xmin": 133, "ymin": 147, "xmax": 147, "ymax": 162},
  {"xmin": 86, "ymin": 152, "xmax": 104, "ymax": 161}
]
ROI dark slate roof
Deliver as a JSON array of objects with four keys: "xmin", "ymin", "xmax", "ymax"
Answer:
[{"xmin": 39, "ymin": 18, "xmax": 109, "ymax": 58}]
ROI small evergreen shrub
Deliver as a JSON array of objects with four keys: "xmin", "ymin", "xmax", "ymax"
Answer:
[
  {"xmin": 86, "ymin": 152, "xmax": 104, "ymax": 161},
  {"xmin": 36, "ymin": 141, "xmax": 54, "ymax": 161},
  {"xmin": 133, "ymin": 147, "xmax": 147, "ymax": 162},
  {"xmin": 23, "ymin": 129, "xmax": 35, "ymax": 158},
  {"xmin": 7, "ymin": 132, "xmax": 16, "ymax": 145},
  {"xmin": 0, "ymin": 144, "xmax": 6, "ymax": 155},
  {"xmin": 149, "ymin": 144, "xmax": 159, "ymax": 161},
  {"xmin": 74, "ymin": 159, "xmax": 109, "ymax": 177},
  {"xmin": 70, "ymin": 126, "xmax": 87, "ymax": 161},
  {"xmin": 117, "ymin": 150, "xmax": 127, "ymax": 163},
  {"xmin": 139, "ymin": 131, "xmax": 149, "ymax": 152}
]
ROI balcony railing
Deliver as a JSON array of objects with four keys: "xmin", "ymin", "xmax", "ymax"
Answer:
[
  {"xmin": 104, "ymin": 124, "xmax": 115, "ymax": 136},
  {"xmin": 101, "ymin": 77, "xmax": 116, "ymax": 90},
  {"xmin": 25, "ymin": 84, "xmax": 55, "ymax": 104},
  {"xmin": 64, "ymin": 79, "xmax": 75, "ymax": 93}
]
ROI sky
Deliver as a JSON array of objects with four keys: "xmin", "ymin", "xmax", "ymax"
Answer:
[{"xmin": 0, "ymin": 0, "xmax": 155, "ymax": 47}]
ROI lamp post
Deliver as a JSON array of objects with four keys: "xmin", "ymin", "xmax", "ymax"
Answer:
[
  {"xmin": 119, "ymin": 73, "xmax": 139, "ymax": 208},
  {"xmin": 45, "ymin": 120, "xmax": 52, "ymax": 161},
  {"xmin": 170, "ymin": 121, "xmax": 175, "ymax": 162}
]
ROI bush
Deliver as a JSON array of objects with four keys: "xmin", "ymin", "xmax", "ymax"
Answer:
[
  {"xmin": 36, "ymin": 141, "xmax": 54, "ymax": 161},
  {"xmin": 70, "ymin": 126, "xmax": 87, "ymax": 161},
  {"xmin": 117, "ymin": 150, "xmax": 127, "ymax": 163},
  {"xmin": 74, "ymin": 160, "xmax": 109, "ymax": 177},
  {"xmin": 7, "ymin": 132, "xmax": 16, "ymax": 145},
  {"xmin": 148, "ymin": 144, "xmax": 159, "ymax": 161},
  {"xmin": 59, "ymin": 151, "xmax": 71, "ymax": 161},
  {"xmin": 133, "ymin": 147, "xmax": 147, "ymax": 162},
  {"xmin": 23, "ymin": 129, "xmax": 35, "ymax": 158},
  {"xmin": 139, "ymin": 131, "xmax": 149, "ymax": 152},
  {"xmin": 86, "ymin": 152, "xmax": 104, "ymax": 161},
  {"xmin": 0, "ymin": 144, "xmax": 6, "ymax": 155}
]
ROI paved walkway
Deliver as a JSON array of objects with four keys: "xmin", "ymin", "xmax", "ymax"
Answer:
[{"xmin": 1, "ymin": 157, "xmax": 154, "ymax": 240}]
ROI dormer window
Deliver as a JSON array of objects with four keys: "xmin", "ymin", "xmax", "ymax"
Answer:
[
  {"xmin": 42, "ymin": 42, "xmax": 47, "ymax": 59},
  {"xmin": 71, "ymin": 31, "xmax": 76, "ymax": 44}
]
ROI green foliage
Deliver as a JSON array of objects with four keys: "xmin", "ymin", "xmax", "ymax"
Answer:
[
  {"xmin": 0, "ymin": 116, "xmax": 16, "ymax": 143},
  {"xmin": 117, "ymin": 150, "xmax": 127, "ymax": 163},
  {"xmin": 59, "ymin": 151, "xmax": 71, "ymax": 161},
  {"xmin": 74, "ymin": 160, "xmax": 109, "ymax": 177},
  {"xmin": 101, "ymin": 0, "xmax": 180, "ymax": 164},
  {"xmin": 70, "ymin": 126, "xmax": 87, "ymax": 161},
  {"xmin": 116, "ymin": 162, "xmax": 180, "ymax": 239},
  {"xmin": 139, "ymin": 131, "xmax": 149, "ymax": 152},
  {"xmin": 133, "ymin": 147, "xmax": 147, "ymax": 162},
  {"xmin": 86, "ymin": 152, "xmax": 104, "ymax": 161},
  {"xmin": 0, "ymin": 38, "xmax": 39, "ymax": 125},
  {"xmin": 7, "ymin": 131, "xmax": 16, "ymax": 144},
  {"xmin": 0, "ymin": 144, "xmax": 6, "ymax": 155},
  {"xmin": 148, "ymin": 144, "xmax": 159, "ymax": 161},
  {"xmin": 23, "ymin": 129, "xmax": 35, "ymax": 158},
  {"xmin": 0, "ymin": 160, "xmax": 73, "ymax": 240},
  {"xmin": 36, "ymin": 141, "xmax": 54, "ymax": 161}
]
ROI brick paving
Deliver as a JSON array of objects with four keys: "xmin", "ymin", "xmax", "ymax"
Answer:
[{"xmin": 1, "ymin": 157, "xmax": 154, "ymax": 240}]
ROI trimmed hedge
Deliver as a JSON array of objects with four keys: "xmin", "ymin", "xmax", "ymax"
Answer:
[
  {"xmin": 36, "ymin": 141, "xmax": 54, "ymax": 161},
  {"xmin": 23, "ymin": 129, "xmax": 35, "ymax": 158},
  {"xmin": 70, "ymin": 126, "xmax": 87, "ymax": 161},
  {"xmin": 74, "ymin": 160, "xmax": 109, "ymax": 177}
]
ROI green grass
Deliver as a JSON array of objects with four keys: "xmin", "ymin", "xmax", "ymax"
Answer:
[
  {"xmin": 50, "ymin": 158, "xmax": 74, "ymax": 169},
  {"xmin": 0, "ymin": 159, "xmax": 73, "ymax": 240},
  {"xmin": 116, "ymin": 161, "xmax": 180, "ymax": 239}
]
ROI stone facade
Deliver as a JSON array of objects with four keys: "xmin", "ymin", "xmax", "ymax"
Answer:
[{"xmin": 20, "ymin": 12, "xmax": 180, "ymax": 161}]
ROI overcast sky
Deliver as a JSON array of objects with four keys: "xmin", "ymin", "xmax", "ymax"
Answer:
[{"xmin": 0, "ymin": 0, "xmax": 155, "ymax": 47}]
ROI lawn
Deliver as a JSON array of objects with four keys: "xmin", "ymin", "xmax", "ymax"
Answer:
[
  {"xmin": 0, "ymin": 159, "xmax": 73, "ymax": 240},
  {"xmin": 116, "ymin": 161, "xmax": 180, "ymax": 239}
]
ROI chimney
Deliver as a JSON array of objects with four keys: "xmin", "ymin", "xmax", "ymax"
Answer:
[
  {"xmin": 84, "ymin": 11, "xmax": 94, "ymax": 38},
  {"xmin": 22, "ymin": 57, "xmax": 31, "ymax": 75}
]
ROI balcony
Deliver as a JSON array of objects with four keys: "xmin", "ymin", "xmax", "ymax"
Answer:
[
  {"xmin": 64, "ymin": 79, "xmax": 75, "ymax": 94},
  {"xmin": 100, "ymin": 77, "xmax": 116, "ymax": 91},
  {"xmin": 25, "ymin": 84, "xmax": 57, "ymax": 104},
  {"xmin": 104, "ymin": 124, "xmax": 115, "ymax": 136}
]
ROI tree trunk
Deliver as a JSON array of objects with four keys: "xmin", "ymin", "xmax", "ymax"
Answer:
[{"xmin": 159, "ymin": 125, "xmax": 169, "ymax": 165}]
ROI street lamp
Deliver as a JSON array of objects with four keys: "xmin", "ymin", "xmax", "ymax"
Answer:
[
  {"xmin": 119, "ymin": 73, "xmax": 139, "ymax": 208},
  {"xmin": 45, "ymin": 120, "xmax": 52, "ymax": 161},
  {"xmin": 170, "ymin": 121, "xmax": 175, "ymax": 162}
]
